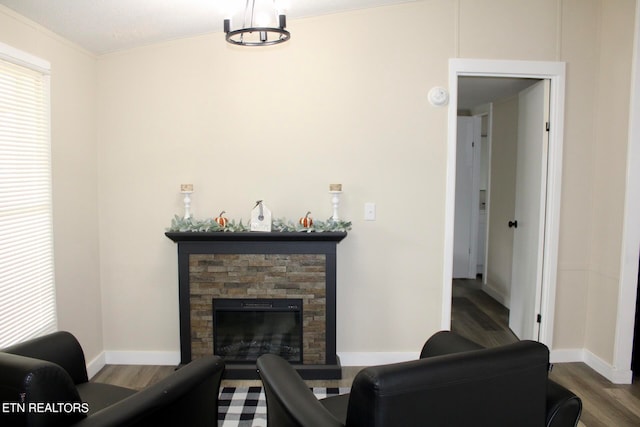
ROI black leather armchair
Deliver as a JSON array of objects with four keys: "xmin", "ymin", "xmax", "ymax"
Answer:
[
  {"xmin": 0, "ymin": 331, "xmax": 225, "ymax": 426},
  {"xmin": 256, "ymin": 331, "xmax": 582, "ymax": 427}
]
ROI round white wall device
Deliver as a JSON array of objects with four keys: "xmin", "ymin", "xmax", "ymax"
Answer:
[{"xmin": 428, "ymin": 86, "xmax": 449, "ymax": 106}]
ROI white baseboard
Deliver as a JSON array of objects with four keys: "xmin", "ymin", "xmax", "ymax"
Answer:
[
  {"xmin": 583, "ymin": 349, "xmax": 633, "ymax": 384},
  {"xmin": 86, "ymin": 351, "xmax": 106, "ymax": 379},
  {"xmin": 100, "ymin": 350, "xmax": 414, "ymax": 369},
  {"xmin": 97, "ymin": 350, "xmax": 414, "ymax": 369},
  {"xmin": 104, "ymin": 351, "xmax": 181, "ymax": 366},
  {"xmin": 92, "ymin": 348, "xmax": 634, "ymax": 385},
  {"xmin": 481, "ymin": 283, "xmax": 509, "ymax": 308},
  {"xmin": 337, "ymin": 352, "xmax": 420, "ymax": 366},
  {"xmin": 549, "ymin": 348, "xmax": 583, "ymax": 364},
  {"xmin": 550, "ymin": 348, "xmax": 633, "ymax": 384}
]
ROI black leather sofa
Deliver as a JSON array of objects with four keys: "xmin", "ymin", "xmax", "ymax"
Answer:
[
  {"xmin": 257, "ymin": 330, "xmax": 582, "ymax": 427},
  {"xmin": 0, "ymin": 331, "xmax": 224, "ymax": 426}
]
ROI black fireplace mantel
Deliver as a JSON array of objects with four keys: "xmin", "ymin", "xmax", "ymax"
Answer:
[
  {"xmin": 165, "ymin": 231, "xmax": 347, "ymax": 379},
  {"xmin": 165, "ymin": 231, "xmax": 347, "ymax": 243}
]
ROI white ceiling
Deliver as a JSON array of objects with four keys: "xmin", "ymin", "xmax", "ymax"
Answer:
[
  {"xmin": 0, "ymin": 0, "xmax": 417, "ymax": 54},
  {"xmin": 458, "ymin": 77, "xmax": 538, "ymax": 110}
]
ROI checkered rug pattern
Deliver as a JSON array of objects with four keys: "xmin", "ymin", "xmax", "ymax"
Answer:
[{"xmin": 217, "ymin": 386, "xmax": 350, "ymax": 427}]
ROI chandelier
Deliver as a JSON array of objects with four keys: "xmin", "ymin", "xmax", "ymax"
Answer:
[{"xmin": 223, "ymin": 0, "xmax": 291, "ymax": 47}]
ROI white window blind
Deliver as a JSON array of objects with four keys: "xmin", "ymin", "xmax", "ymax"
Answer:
[{"xmin": 0, "ymin": 45, "xmax": 56, "ymax": 348}]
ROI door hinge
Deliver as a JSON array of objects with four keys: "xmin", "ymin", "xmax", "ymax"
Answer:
[
  {"xmin": 472, "ymin": 141, "xmax": 475, "ymax": 147},
  {"xmin": 545, "ymin": 122, "xmax": 550, "ymax": 132},
  {"xmin": 536, "ymin": 314, "xmax": 542, "ymax": 323}
]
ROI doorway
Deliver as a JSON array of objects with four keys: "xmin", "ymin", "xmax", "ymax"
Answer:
[
  {"xmin": 442, "ymin": 59, "xmax": 566, "ymax": 349},
  {"xmin": 452, "ymin": 77, "xmax": 547, "ymax": 343}
]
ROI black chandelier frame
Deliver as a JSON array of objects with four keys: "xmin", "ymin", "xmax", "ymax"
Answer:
[{"xmin": 224, "ymin": 14, "xmax": 290, "ymax": 47}]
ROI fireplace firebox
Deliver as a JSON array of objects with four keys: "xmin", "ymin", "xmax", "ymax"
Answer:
[{"xmin": 213, "ymin": 298, "xmax": 303, "ymax": 363}]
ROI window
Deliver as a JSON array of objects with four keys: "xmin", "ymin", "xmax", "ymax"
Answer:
[{"xmin": 0, "ymin": 42, "xmax": 55, "ymax": 348}]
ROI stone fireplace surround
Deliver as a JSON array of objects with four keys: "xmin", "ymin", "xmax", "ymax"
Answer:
[{"xmin": 165, "ymin": 231, "xmax": 347, "ymax": 379}]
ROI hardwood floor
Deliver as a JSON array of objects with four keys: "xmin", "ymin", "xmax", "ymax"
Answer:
[
  {"xmin": 451, "ymin": 278, "xmax": 518, "ymax": 348},
  {"xmin": 92, "ymin": 364, "xmax": 362, "ymax": 390},
  {"xmin": 92, "ymin": 279, "xmax": 640, "ymax": 426},
  {"xmin": 91, "ymin": 364, "xmax": 177, "ymax": 391}
]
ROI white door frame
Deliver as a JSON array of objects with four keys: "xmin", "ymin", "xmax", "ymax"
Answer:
[
  {"xmin": 442, "ymin": 59, "xmax": 566, "ymax": 349},
  {"xmin": 613, "ymin": 2, "xmax": 640, "ymax": 384}
]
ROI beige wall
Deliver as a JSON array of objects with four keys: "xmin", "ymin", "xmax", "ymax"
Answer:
[
  {"xmin": 0, "ymin": 7, "xmax": 103, "ymax": 361},
  {"xmin": 95, "ymin": 1, "xmax": 455, "ymax": 354},
  {"xmin": 0, "ymin": 0, "xmax": 636, "ymax": 368},
  {"xmin": 586, "ymin": 0, "xmax": 635, "ymax": 362},
  {"xmin": 553, "ymin": 0, "xmax": 601, "ymax": 351}
]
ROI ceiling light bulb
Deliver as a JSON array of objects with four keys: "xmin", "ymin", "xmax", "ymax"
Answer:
[{"xmin": 254, "ymin": 12, "xmax": 272, "ymax": 27}]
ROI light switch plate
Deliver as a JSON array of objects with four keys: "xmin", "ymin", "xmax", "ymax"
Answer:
[{"xmin": 364, "ymin": 202, "xmax": 376, "ymax": 221}]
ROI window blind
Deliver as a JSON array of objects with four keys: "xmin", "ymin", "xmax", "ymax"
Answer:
[{"xmin": 0, "ymin": 50, "xmax": 56, "ymax": 348}]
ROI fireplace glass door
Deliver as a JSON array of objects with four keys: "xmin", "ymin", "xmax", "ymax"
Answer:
[{"xmin": 213, "ymin": 298, "xmax": 303, "ymax": 363}]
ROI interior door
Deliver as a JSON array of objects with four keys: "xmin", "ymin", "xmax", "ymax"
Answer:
[
  {"xmin": 508, "ymin": 80, "xmax": 550, "ymax": 340},
  {"xmin": 453, "ymin": 116, "xmax": 481, "ymax": 279}
]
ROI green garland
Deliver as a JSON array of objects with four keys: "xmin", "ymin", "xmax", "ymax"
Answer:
[{"xmin": 166, "ymin": 215, "xmax": 352, "ymax": 233}]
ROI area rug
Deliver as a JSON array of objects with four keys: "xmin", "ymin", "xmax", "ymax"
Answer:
[{"xmin": 218, "ymin": 386, "xmax": 350, "ymax": 427}]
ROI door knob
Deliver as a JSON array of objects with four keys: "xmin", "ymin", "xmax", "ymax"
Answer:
[{"xmin": 508, "ymin": 220, "xmax": 518, "ymax": 228}]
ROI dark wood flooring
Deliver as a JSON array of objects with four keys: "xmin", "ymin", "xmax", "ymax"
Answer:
[
  {"xmin": 451, "ymin": 278, "xmax": 518, "ymax": 348},
  {"xmin": 92, "ymin": 279, "xmax": 640, "ymax": 426}
]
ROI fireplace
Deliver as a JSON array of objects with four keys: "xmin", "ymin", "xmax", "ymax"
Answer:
[
  {"xmin": 165, "ymin": 231, "xmax": 347, "ymax": 379},
  {"xmin": 213, "ymin": 298, "xmax": 303, "ymax": 363}
]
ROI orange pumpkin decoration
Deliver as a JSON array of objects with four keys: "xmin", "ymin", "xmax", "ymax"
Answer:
[
  {"xmin": 299, "ymin": 211, "xmax": 313, "ymax": 228},
  {"xmin": 215, "ymin": 211, "xmax": 228, "ymax": 227}
]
